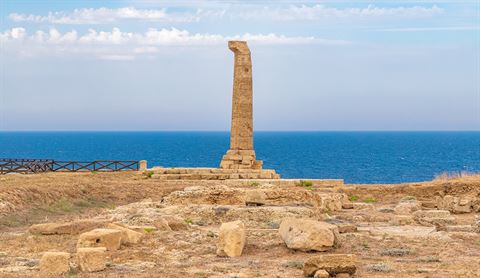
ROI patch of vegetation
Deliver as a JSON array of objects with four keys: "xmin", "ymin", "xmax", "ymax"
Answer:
[
  {"xmin": 207, "ymin": 230, "xmax": 216, "ymax": 238},
  {"xmin": 380, "ymin": 248, "xmax": 411, "ymax": 257},
  {"xmin": 73, "ymin": 198, "xmax": 115, "ymax": 209},
  {"xmin": 349, "ymin": 195, "xmax": 359, "ymax": 202},
  {"xmin": 248, "ymin": 181, "xmax": 260, "ymax": 187},
  {"xmin": 417, "ymin": 256, "xmax": 440, "ymax": 263},
  {"xmin": 144, "ymin": 171, "xmax": 154, "ymax": 178},
  {"xmin": 297, "ymin": 180, "xmax": 313, "ymax": 187},
  {"xmin": 184, "ymin": 218, "xmax": 193, "ymax": 225},
  {"xmin": 401, "ymin": 196, "xmax": 417, "ymax": 202},
  {"xmin": 143, "ymin": 227, "xmax": 156, "ymax": 233},
  {"xmin": 366, "ymin": 263, "xmax": 394, "ymax": 272},
  {"xmin": 46, "ymin": 198, "xmax": 75, "ymax": 213},
  {"xmin": 363, "ymin": 197, "xmax": 377, "ymax": 203},
  {"xmin": 282, "ymin": 261, "xmax": 303, "ymax": 269},
  {"xmin": 361, "ymin": 242, "xmax": 370, "ymax": 250},
  {"xmin": 0, "ymin": 197, "xmax": 115, "ymax": 227}
]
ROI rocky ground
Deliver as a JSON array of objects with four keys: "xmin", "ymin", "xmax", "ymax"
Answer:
[{"xmin": 0, "ymin": 172, "xmax": 479, "ymax": 277}]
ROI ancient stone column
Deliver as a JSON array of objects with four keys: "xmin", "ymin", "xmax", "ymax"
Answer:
[{"xmin": 220, "ymin": 41, "xmax": 263, "ymax": 170}]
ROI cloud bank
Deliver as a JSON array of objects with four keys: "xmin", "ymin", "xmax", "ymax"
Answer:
[
  {"xmin": 1, "ymin": 27, "xmax": 345, "ymax": 59},
  {"xmin": 8, "ymin": 4, "xmax": 443, "ymax": 24}
]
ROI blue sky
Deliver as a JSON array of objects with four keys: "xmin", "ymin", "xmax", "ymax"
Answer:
[{"xmin": 0, "ymin": 0, "xmax": 479, "ymax": 131}]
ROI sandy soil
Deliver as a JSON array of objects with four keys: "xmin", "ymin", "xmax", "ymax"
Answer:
[{"xmin": 0, "ymin": 172, "xmax": 479, "ymax": 277}]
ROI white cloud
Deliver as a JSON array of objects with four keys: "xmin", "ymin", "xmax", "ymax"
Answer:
[
  {"xmin": 1, "ymin": 27, "xmax": 339, "ymax": 59},
  {"xmin": 376, "ymin": 26, "xmax": 480, "ymax": 32},
  {"xmin": 237, "ymin": 4, "xmax": 444, "ymax": 21},
  {"xmin": 1, "ymin": 27, "xmax": 328, "ymax": 46},
  {"xmin": 8, "ymin": 4, "xmax": 443, "ymax": 25},
  {"xmin": 8, "ymin": 7, "xmax": 223, "ymax": 24}
]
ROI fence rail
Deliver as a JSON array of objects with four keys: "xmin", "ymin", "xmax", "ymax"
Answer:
[{"xmin": 0, "ymin": 159, "xmax": 139, "ymax": 174}]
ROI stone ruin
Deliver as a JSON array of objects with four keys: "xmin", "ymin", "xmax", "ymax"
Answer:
[
  {"xmin": 150, "ymin": 41, "xmax": 279, "ymax": 180},
  {"xmin": 220, "ymin": 41, "xmax": 263, "ymax": 170}
]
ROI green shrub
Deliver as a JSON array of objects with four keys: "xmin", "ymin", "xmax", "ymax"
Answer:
[
  {"xmin": 363, "ymin": 197, "xmax": 377, "ymax": 203},
  {"xmin": 297, "ymin": 180, "xmax": 313, "ymax": 187},
  {"xmin": 143, "ymin": 227, "xmax": 156, "ymax": 233},
  {"xmin": 144, "ymin": 171, "xmax": 154, "ymax": 178},
  {"xmin": 349, "ymin": 195, "xmax": 359, "ymax": 201},
  {"xmin": 249, "ymin": 181, "xmax": 260, "ymax": 187}
]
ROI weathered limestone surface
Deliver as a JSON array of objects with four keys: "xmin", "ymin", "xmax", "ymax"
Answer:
[
  {"xmin": 106, "ymin": 223, "xmax": 144, "ymax": 244},
  {"xmin": 279, "ymin": 218, "xmax": 338, "ymax": 252},
  {"xmin": 76, "ymin": 247, "xmax": 107, "ymax": 272},
  {"xmin": 303, "ymin": 254, "xmax": 358, "ymax": 277},
  {"xmin": 216, "ymin": 220, "xmax": 246, "ymax": 257},
  {"xmin": 77, "ymin": 228, "xmax": 123, "ymax": 251},
  {"xmin": 29, "ymin": 220, "xmax": 106, "ymax": 235},
  {"xmin": 39, "ymin": 252, "xmax": 70, "ymax": 276},
  {"xmin": 220, "ymin": 41, "xmax": 265, "ymax": 171}
]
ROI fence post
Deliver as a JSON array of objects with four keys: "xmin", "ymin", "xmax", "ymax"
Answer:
[{"xmin": 139, "ymin": 160, "xmax": 147, "ymax": 171}]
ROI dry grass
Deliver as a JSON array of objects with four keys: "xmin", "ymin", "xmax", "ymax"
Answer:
[{"xmin": 434, "ymin": 171, "xmax": 480, "ymax": 181}]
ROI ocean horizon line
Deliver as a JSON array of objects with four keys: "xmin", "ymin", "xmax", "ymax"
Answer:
[{"xmin": 1, "ymin": 130, "xmax": 480, "ymax": 133}]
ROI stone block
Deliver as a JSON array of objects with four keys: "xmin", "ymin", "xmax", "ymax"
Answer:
[
  {"xmin": 39, "ymin": 252, "xmax": 70, "ymax": 276},
  {"xmin": 216, "ymin": 220, "xmax": 246, "ymax": 257},
  {"xmin": 245, "ymin": 190, "xmax": 267, "ymax": 206},
  {"xmin": 279, "ymin": 218, "xmax": 337, "ymax": 252},
  {"xmin": 106, "ymin": 223, "xmax": 143, "ymax": 244},
  {"xmin": 303, "ymin": 254, "xmax": 358, "ymax": 277},
  {"xmin": 77, "ymin": 228, "xmax": 122, "ymax": 251},
  {"xmin": 29, "ymin": 220, "xmax": 106, "ymax": 235},
  {"xmin": 76, "ymin": 247, "xmax": 106, "ymax": 272},
  {"xmin": 313, "ymin": 269, "xmax": 329, "ymax": 278}
]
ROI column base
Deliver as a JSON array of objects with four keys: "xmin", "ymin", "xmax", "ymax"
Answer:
[{"xmin": 220, "ymin": 149, "xmax": 263, "ymax": 170}]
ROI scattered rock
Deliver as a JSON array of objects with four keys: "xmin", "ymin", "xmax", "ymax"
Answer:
[
  {"xmin": 413, "ymin": 210, "xmax": 456, "ymax": 227},
  {"xmin": 39, "ymin": 252, "xmax": 70, "ymax": 276},
  {"xmin": 162, "ymin": 215, "xmax": 189, "ymax": 231},
  {"xmin": 444, "ymin": 225, "xmax": 474, "ymax": 232},
  {"xmin": 245, "ymin": 190, "xmax": 267, "ymax": 206},
  {"xmin": 303, "ymin": 254, "xmax": 357, "ymax": 277},
  {"xmin": 336, "ymin": 273, "xmax": 351, "ymax": 278},
  {"xmin": 77, "ymin": 247, "xmax": 107, "ymax": 272},
  {"xmin": 390, "ymin": 215, "xmax": 415, "ymax": 226},
  {"xmin": 421, "ymin": 201, "xmax": 437, "ymax": 209},
  {"xmin": 153, "ymin": 218, "xmax": 172, "ymax": 231},
  {"xmin": 216, "ymin": 220, "xmax": 246, "ymax": 257},
  {"xmin": 15, "ymin": 257, "xmax": 38, "ymax": 267},
  {"xmin": 107, "ymin": 223, "xmax": 143, "ymax": 244},
  {"xmin": 358, "ymin": 225, "xmax": 445, "ymax": 239},
  {"xmin": 378, "ymin": 208, "xmax": 394, "ymax": 213},
  {"xmin": 279, "ymin": 218, "xmax": 337, "ymax": 252},
  {"xmin": 29, "ymin": 220, "xmax": 106, "ymax": 235},
  {"xmin": 352, "ymin": 203, "xmax": 374, "ymax": 210},
  {"xmin": 436, "ymin": 195, "xmax": 475, "ymax": 214},
  {"xmin": 336, "ymin": 223, "xmax": 357, "ymax": 234},
  {"xmin": 77, "ymin": 228, "xmax": 123, "ymax": 251},
  {"xmin": 342, "ymin": 203, "xmax": 354, "ymax": 209},
  {"xmin": 313, "ymin": 269, "xmax": 329, "ymax": 278},
  {"xmin": 394, "ymin": 200, "xmax": 421, "ymax": 215}
]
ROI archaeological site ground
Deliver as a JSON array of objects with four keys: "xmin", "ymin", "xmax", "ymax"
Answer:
[{"xmin": 0, "ymin": 41, "xmax": 479, "ymax": 278}]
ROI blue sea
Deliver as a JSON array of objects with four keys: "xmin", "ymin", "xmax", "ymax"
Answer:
[{"xmin": 0, "ymin": 131, "xmax": 479, "ymax": 184}]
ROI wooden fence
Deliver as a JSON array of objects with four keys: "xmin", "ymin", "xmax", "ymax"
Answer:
[{"xmin": 0, "ymin": 158, "xmax": 139, "ymax": 174}]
